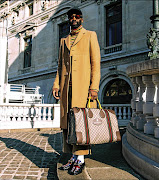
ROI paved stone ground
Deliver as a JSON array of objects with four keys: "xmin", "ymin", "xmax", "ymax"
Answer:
[
  {"xmin": 0, "ymin": 129, "xmax": 145, "ymax": 180},
  {"xmin": 0, "ymin": 130, "xmax": 63, "ymax": 180}
]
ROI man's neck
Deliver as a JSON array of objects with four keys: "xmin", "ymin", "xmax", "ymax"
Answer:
[{"xmin": 70, "ymin": 25, "xmax": 83, "ymax": 35}]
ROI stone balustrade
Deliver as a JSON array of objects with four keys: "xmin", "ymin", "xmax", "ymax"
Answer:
[
  {"xmin": 127, "ymin": 59, "xmax": 159, "ymax": 138},
  {"xmin": 0, "ymin": 103, "xmax": 130, "ymax": 130},
  {"xmin": 0, "ymin": 103, "xmax": 60, "ymax": 129},
  {"xmin": 102, "ymin": 104, "xmax": 131, "ymax": 127},
  {"xmin": 122, "ymin": 59, "xmax": 159, "ymax": 180}
]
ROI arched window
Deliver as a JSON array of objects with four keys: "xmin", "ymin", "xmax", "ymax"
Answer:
[{"xmin": 103, "ymin": 78, "xmax": 132, "ymax": 104}]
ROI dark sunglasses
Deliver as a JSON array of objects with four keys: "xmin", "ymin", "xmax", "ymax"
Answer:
[{"xmin": 69, "ymin": 15, "xmax": 82, "ymax": 20}]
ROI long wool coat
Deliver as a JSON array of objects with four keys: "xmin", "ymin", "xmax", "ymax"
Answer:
[{"xmin": 53, "ymin": 28, "xmax": 101, "ymax": 129}]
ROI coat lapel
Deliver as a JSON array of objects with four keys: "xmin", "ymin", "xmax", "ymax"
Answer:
[
  {"xmin": 64, "ymin": 28, "xmax": 87, "ymax": 50},
  {"xmin": 65, "ymin": 34, "xmax": 71, "ymax": 50},
  {"xmin": 72, "ymin": 28, "xmax": 86, "ymax": 47}
]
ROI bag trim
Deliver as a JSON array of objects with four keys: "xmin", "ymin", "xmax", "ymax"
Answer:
[
  {"xmin": 104, "ymin": 109, "xmax": 113, "ymax": 142},
  {"xmin": 81, "ymin": 108, "xmax": 90, "ymax": 144}
]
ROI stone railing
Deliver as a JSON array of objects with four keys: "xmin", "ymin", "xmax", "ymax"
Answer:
[
  {"xmin": 104, "ymin": 43, "xmax": 122, "ymax": 54},
  {"xmin": 0, "ymin": 103, "xmax": 60, "ymax": 130},
  {"xmin": 127, "ymin": 59, "xmax": 159, "ymax": 138},
  {"xmin": 102, "ymin": 104, "xmax": 131, "ymax": 127}
]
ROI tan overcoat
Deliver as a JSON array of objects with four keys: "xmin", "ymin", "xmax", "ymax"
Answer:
[{"xmin": 53, "ymin": 28, "xmax": 101, "ymax": 129}]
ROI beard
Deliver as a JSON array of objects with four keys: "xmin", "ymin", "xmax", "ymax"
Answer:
[{"xmin": 69, "ymin": 20, "xmax": 82, "ymax": 29}]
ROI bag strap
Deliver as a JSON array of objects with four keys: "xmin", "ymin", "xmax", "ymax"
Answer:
[{"xmin": 88, "ymin": 97, "xmax": 102, "ymax": 109}]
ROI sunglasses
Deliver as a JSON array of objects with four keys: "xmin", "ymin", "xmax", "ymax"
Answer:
[{"xmin": 69, "ymin": 15, "xmax": 82, "ymax": 20}]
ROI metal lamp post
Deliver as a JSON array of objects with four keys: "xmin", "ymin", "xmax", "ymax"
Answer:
[{"xmin": 147, "ymin": 0, "xmax": 159, "ymax": 59}]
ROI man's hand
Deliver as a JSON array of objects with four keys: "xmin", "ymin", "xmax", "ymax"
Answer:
[
  {"xmin": 89, "ymin": 90, "xmax": 98, "ymax": 100},
  {"xmin": 53, "ymin": 88, "xmax": 60, "ymax": 99}
]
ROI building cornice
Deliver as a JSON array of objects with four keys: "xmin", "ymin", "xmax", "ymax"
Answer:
[
  {"xmin": 8, "ymin": 49, "xmax": 149, "ymax": 82},
  {"xmin": 101, "ymin": 49, "xmax": 150, "ymax": 63},
  {"xmin": 8, "ymin": 67, "xmax": 58, "ymax": 82}
]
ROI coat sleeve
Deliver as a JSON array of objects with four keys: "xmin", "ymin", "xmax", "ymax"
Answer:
[
  {"xmin": 89, "ymin": 31, "xmax": 101, "ymax": 91},
  {"xmin": 53, "ymin": 39, "xmax": 63, "ymax": 90}
]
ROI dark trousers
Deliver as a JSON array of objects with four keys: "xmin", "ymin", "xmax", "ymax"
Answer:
[{"xmin": 62, "ymin": 86, "xmax": 90, "ymax": 155}]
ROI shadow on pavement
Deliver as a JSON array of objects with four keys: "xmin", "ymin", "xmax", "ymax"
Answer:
[
  {"xmin": 86, "ymin": 128, "xmax": 145, "ymax": 180},
  {"xmin": 40, "ymin": 132, "xmax": 63, "ymax": 155},
  {"xmin": 0, "ymin": 132, "xmax": 63, "ymax": 180}
]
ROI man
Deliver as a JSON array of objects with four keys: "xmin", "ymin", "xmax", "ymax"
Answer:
[{"xmin": 53, "ymin": 7, "xmax": 101, "ymax": 175}]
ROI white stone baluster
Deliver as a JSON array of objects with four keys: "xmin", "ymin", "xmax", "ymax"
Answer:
[
  {"xmin": 53, "ymin": 104, "xmax": 60, "ymax": 127},
  {"xmin": 12, "ymin": 106, "xmax": 17, "ymax": 121},
  {"xmin": 0, "ymin": 106, "xmax": 2, "ymax": 121},
  {"xmin": 152, "ymin": 74, "xmax": 159, "ymax": 138},
  {"xmin": 143, "ymin": 75, "xmax": 156, "ymax": 135},
  {"xmin": 6, "ymin": 106, "xmax": 11, "ymax": 121},
  {"xmin": 128, "ymin": 106, "xmax": 131, "ymax": 120},
  {"xmin": 17, "ymin": 107, "xmax": 21, "ymax": 121},
  {"xmin": 114, "ymin": 106, "xmax": 118, "ymax": 115},
  {"xmin": 123, "ymin": 107, "xmax": 126, "ymax": 120},
  {"xmin": 3, "ymin": 106, "xmax": 7, "ymax": 121},
  {"xmin": 1, "ymin": 106, "xmax": 4, "ymax": 121},
  {"xmin": 23, "ymin": 106, "xmax": 27, "ymax": 121},
  {"xmin": 43, "ymin": 107, "xmax": 47, "ymax": 120},
  {"xmin": 30, "ymin": 105, "xmax": 36, "ymax": 128},
  {"xmin": 118, "ymin": 107, "xmax": 122, "ymax": 120},
  {"xmin": 34, "ymin": 107, "xmax": 38, "ymax": 121},
  {"xmin": 28, "ymin": 106, "xmax": 31, "ymax": 121},
  {"xmin": 16, "ymin": 106, "xmax": 19, "ymax": 121},
  {"xmin": 136, "ymin": 76, "xmax": 146, "ymax": 130},
  {"xmin": 48, "ymin": 107, "xmax": 52, "ymax": 121},
  {"xmin": 38, "ymin": 107, "xmax": 42, "ymax": 121}
]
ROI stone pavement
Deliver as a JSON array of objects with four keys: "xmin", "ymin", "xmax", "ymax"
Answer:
[
  {"xmin": 0, "ymin": 129, "xmax": 145, "ymax": 180},
  {"xmin": 0, "ymin": 129, "xmax": 62, "ymax": 180}
]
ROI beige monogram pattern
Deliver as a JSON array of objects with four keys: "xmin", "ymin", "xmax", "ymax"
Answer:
[{"xmin": 74, "ymin": 108, "xmax": 120, "ymax": 144}]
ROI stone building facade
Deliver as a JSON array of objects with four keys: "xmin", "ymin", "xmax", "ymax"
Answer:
[
  {"xmin": 1, "ymin": 1, "xmax": 159, "ymax": 178},
  {"xmin": 0, "ymin": 0, "xmax": 152, "ymax": 123}
]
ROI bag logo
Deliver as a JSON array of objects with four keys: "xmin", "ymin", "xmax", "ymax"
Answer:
[{"xmin": 93, "ymin": 118, "xmax": 102, "ymax": 126}]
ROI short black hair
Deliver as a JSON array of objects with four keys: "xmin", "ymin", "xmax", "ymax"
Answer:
[{"xmin": 67, "ymin": 7, "xmax": 83, "ymax": 18}]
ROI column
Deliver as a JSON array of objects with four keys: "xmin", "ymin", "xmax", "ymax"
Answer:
[
  {"xmin": 143, "ymin": 75, "xmax": 156, "ymax": 134},
  {"xmin": 131, "ymin": 77, "xmax": 139, "ymax": 127},
  {"xmin": 136, "ymin": 76, "xmax": 146, "ymax": 130},
  {"xmin": 153, "ymin": 0, "xmax": 159, "ymax": 29},
  {"xmin": 152, "ymin": 74, "xmax": 159, "ymax": 138},
  {"xmin": 0, "ymin": 22, "xmax": 7, "ymax": 104}
]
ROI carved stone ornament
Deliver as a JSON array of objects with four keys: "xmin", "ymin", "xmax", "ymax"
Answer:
[
  {"xmin": 11, "ymin": 16, "xmax": 15, "ymax": 25},
  {"xmin": 147, "ymin": 28, "xmax": 159, "ymax": 60},
  {"xmin": 96, "ymin": 0, "xmax": 103, "ymax": 5},
  {"xmin": 0, "ymin": 11, "xmax": 11, "ymax": 19},
  {"xmin": 0, "ymin": 1, "xmax": 8, "ymax": 9},
  {"xmin": 41, "ymin": 0, "xmax": 48, "ymax": 11},
  {"xmin": 60, "ymin": 14, "xmax": 67, "ymax": 22},
  {"xmin": 51, "ymin": 19, "xmax": 57, "ymax": 24},
  {"xmin": 25, "ymin": 30, "xmax": 29, "ymax": 37}
]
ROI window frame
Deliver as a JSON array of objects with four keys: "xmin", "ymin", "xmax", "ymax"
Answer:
[
  {"xmin": 103, "ymin": 78, "xmax": 132, "ymax": 104},
  {"xmin": 24, "ymin": 36, "xmax": 32, "ymax": 69},
  {"xmin": 105, "ymin": 1, "xmax": 122, "ymax": 48},
  {"xmin": 28, "ymin": 3, "xmax": 33, "ymax": 16},
  {"xmin": 59, "ymin": 21, "xmax": 70, "ymax": 44}
]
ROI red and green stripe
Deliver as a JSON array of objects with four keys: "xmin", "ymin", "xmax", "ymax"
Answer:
[
  {"xmin": 81, "ymin": 108, "xmax": 90, "ymax": 144},
  {"xmin": 104, "ymin": 109, "xmax": 113, "ymax": 142}
]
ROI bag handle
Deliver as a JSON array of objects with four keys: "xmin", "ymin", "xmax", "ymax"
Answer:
[{"xmin": 88, "ymin": 97, "xmax": 102, "ymax": 109}]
